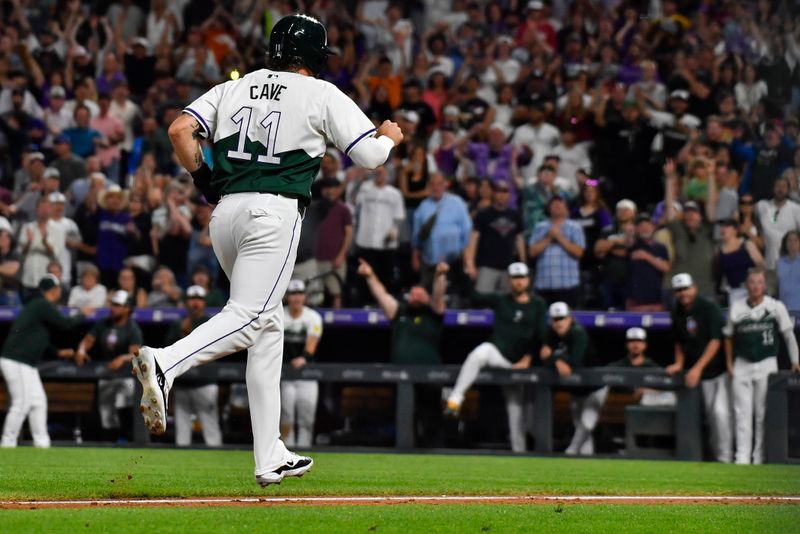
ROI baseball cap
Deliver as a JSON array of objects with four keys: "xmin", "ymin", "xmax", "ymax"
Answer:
[
  {"xmin": 54, "ymin": 134, "xmax": 70, "ymax": 145},
  {"xmin": 443, "ymin": 105, "xmax": 460, "ymax": 117},
  {"xmin": 48, "ymin": 192, "xmax": 67, "ymax": 204},
  {"xmin": 186, "ymin": 285, "xmax": 207, "ymax": 299},
  {"xmin": 287, "ymin": 279, "xmax": 306, "ymax": 293},
  {"xmin": 132, "ymin": 37, "xmax": 150, "ymax": 49},
  {"xmin": 29, "ymin": 152, "xmax": 45, "ymax": 162},
  {"xmin": 38, "ymin": 274, "xmax": 60, "ymax": 291},
  {"xmin": 616, "ymin": 199, "xmax": 637, "ymax": 212},
  {"xmin": 492, "ymin": 180, "xmax": 510, "ymax": 192},
  {"xmin": 44, "ymin": 167, "xmax": 60, "ymax": 179},
  {"xmin": 635, "ymin": 212, "xmax": 653, "ymax": 224},
  {"xmin": 671, "ymin": 273, "xmax": 694, "ymax": 290},
  {"xmin": 670, "ymin": 89, "xmax": 690, "ymax": 101},
  {"xmin": 528, "ymin": 0, "xmax": 544, "ymax": 10},
  {"xmin": 549, "ymin": 301, "xmax": 570, "ymax": 320},
  {"xmin": 718, "ymin": 217, "xmax": 737, "ymax": 227},
  {"xmin": 507, "ymin": 262, "xmax": 529, "ymax": 277},
  {"xmin": 683, "ymin": 200, "xmax": 701, "ymax": 212},
  {"xmin": 626, "ymin": 327, "xmax": 647, "ymax": 341},
  {"xmin": 110, "ymin": 290, "xmax": 132, "ymax": 306},
  {"xmin": 401, "ymin": 110, "xmax": 420, "ymax": 124},
  {"xmin": 49, "ymin": 85, "xmax": 66, "ymax": 99},
  {"xmin": 0, "ymin": 216, "xmax": 12, "ymax": 234}
]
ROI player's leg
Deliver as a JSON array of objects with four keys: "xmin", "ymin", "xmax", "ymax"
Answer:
[
  {"xmin": 96, "ymin": 379, "xmax": 116, "ymax": 433},
  {"xmin": 447, "ymin": 343, "xmax": 511, "ymax": 408},
  {"xmin": 295, "ymin": 380, "xmax": 319, "ymax": 448},
  {"xmin": 172, "ymin": 388, "xmax": 192, "ymax": 446},
  {"xmin": 280, "ymin": 380, "xmax": 298, "ymax": 447},
  {"xmin": 751, "ymin": 357, "xmax": 777, "ymax": 464},
  {"xmin": 134, "ymin": 194, "xmax": 300, "ymax": 434},
  {"xmin": 27, "ymin": 368, "xmax": 50, "ymax": 448},
  {"xmin": 704, "ymin": 374, "xmax": 734, "ymax": 463},
  {"xmin": 148, "ymin": 194, "xmax": 301, "ymax": 382},
  {"xmin": 502, "ymin": 385, "xmax": 526, "ymax": 452},
  {"xmin": 195, "ymin": 384, "xmax": 222, "ymax": 447},
  {"xmin": 732, "ymin": 358, "xmax": 754, "ymax": 464},
  {"xmin": 0, "ymin": 358, "xmax": 33, "ymax": 448},
  {"xmin": 568, "ymin": 386, "xmax": 609, "ymax": 455}
]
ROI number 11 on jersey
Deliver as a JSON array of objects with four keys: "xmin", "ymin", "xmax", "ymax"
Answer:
[{"xmin": 227, "ymin": 107, "xmax": 282, "ymax": 165}]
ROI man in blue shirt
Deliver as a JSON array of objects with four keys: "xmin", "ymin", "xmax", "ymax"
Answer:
[
  {"xmin": 412, "ymin": 172, "xmax": 472, "ymax": 296},
  {"xmin": 528, "ymin": 195, "xmax": 585, "ymax": 307},
  {"xmin": 63, "ymin": 105, "xmax": 105, "ymax": 158}
]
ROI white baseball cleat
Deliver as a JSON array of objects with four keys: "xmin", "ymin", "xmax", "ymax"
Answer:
[
  {"xmin": 132, "ymin": 346, "xmax": 169, "ymax": 435},
  {"xmin": 255, "ymin": 453, "xmax": 314, "ymax": 487}
]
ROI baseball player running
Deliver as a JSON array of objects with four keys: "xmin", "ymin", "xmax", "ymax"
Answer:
[
  {"xmin": 280, "ymin": 279, "xmax": 323, "ymax": 448},
  {"xmin": 724, "ymin": 268, "xmax": 800, "ymax": 464},
  {"xmin": 131, "ymin": 14, "xmax": 402, "ymax": 486}
]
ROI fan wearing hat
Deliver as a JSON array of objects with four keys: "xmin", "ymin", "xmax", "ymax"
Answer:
[
  {"xmin": 667, "ymin": 272, "xmax": 731, "ymax": 462},
  {"xmin": 566, "ymin": 327, "xmax": 668, "ymax": 455},
  {"xmin": 445, "ymin": 261, "xmax": 548, "ymax": 453},
  {"xmin": 463, "ymin": 180, "xmax": 525, "ymax": 294},
  {"xmin": 279, "ymin": 279, "xmax": 323, "ymax": 448},
  {"xmin": 626, "ymin": 212, "xmax": 671, "ymax": 311},
  {"xmin": 511, "ymin": 100, "xmax": 560, "ymax": 182},
  {"xmin": 663, "ymin": 159, "xmax": 717, "ymax": 297},
  {"xmin": 0, "ymin": 275, "xmax": 92, "ymax": 448},
  {"xmin": 166, "ymin": 285, "xmax": 222, "ymax": 447},
  {"xmin": 74, "ymin": 290, "xmax": 142, "ymax": 442},
  {"xmin": 18, "ymin": 195, "xmax": 67, "ymax": 302}
]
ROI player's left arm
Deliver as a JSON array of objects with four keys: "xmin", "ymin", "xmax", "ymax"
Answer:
[
  {"xmin": 686, "ymin": 307, "xmax": 724, "ymax": 387},
  {"xmin": 431, "ymin": 262, "xmax": 449, "ymax": 315},
  {"xmin": 294, "ymin": 313, "xmax": 323, "ymax": 369}
]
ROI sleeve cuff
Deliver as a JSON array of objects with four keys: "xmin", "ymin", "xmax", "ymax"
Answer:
[{"xmin": 183, "ymin": 108, "xmax": 211, "ymax": 139}]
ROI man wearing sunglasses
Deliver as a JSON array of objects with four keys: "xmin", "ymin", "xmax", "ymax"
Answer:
[{"xmin": 666, "ymin": 272, "xmax": 732, "ymax": 462}]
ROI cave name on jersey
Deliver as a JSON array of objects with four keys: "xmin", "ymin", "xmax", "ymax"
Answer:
[{"xmin": 250, "ymin": 83, "xmax": 288, "ymax": 101}]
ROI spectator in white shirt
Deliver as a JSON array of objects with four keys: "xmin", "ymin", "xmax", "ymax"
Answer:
[
  {"xmin": 354, "ymin": 167, "xmax": 405, "ymax": 303},
  {"xmin": 755, "ymin": 177, "xmax": 800, "ymax": 274},
  {"xmin": 43, "ymin": 86, "xmax": 74, "ymax": 145},
  {"xmin": 17, "ymin": 196, "xmax": 67, "ymax": 302},
  {"xmin": 511, "ymin": 101, "xmax": 560, "ymax": 185},
  {"xmin": 68, "ymin": 264, "xmax": 108, "ymax": 308},
  {"xmin": 49, "ymin": 192, "xmax": 82, "ymax": 288},
  {"xmin": 551, "ymin": 128, "xmax": 591, "ymax": 194}
]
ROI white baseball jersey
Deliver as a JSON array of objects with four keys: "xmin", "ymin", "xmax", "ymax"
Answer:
[
  {"xmin": 184, "ymin": 69, "xmax": 378, "ymax": 200},
  {"xmin": 724, "ymin": 295, "xmax": 794, "ymax": 362},
  {"xmin": 283, "ymin": 306, "xmax": 323, "ymax": 362}
]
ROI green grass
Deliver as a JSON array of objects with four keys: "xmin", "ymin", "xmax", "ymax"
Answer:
[
  {"xmin": 1, "ymin": 505, "xmax": 799, "ymax": 533},
  {"xmin": 1, "ymin": 448, "xmax": 799, "ymax": 500}
]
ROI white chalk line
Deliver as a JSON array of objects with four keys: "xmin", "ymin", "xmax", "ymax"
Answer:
[{"xmin": 3, "ymin": 495, "xmax": 800, "ymax": 506}]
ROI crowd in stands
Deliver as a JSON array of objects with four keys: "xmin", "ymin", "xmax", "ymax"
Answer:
[{"xmin": 0, "ymin": 0, "xmax": 799, "ymax": 315}]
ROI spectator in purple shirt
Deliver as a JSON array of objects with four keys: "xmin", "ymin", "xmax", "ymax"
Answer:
[
  {"xmin": 314, "ymin": 178, "xmax": 353, "ymax": 309},
  {"xmin": 458, "ymin": 123, "xmax": 521, "ymax": 205},
  {"xmin": 95, "ymin": 185, "xmax": 131, "ymax": 287}
]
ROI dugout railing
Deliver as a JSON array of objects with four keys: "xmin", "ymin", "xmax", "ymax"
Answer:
[{"xmin": 3, "ymin": 307, "xmax": 798, "ymax": 463}]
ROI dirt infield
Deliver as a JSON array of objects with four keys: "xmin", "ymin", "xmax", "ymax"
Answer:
[{"xmin": 2, "ymin": 495, "xmax": 799, "ymax": 509}]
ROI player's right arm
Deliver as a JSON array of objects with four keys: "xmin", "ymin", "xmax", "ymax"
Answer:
[
  {"xmin": 75, "ymin": 333, "xmax": 96, "ymax": 366},
  {"xmin": 323, "ymin": 87, "xmax": 402, "ymax": 169},
  {"xmin": 665, "ymin": 342, "xmax": 685, "ymax": 375},
  {"xmin": 168, "ymin": 114, "xmax": 205, "ymax": 173}
]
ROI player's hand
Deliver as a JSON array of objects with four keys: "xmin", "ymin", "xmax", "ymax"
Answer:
[
  {"xmin": 357, "ymin": 258, "xmax": 374, "ymax": 278},
  {"xmin": 684, "ymin": 366, "xmax": 702, "ymax": 389},
  {"xmin": 107, "ymin": 355, "xmax": 128, "ymax": 371},
  {"xmin": 792, "ymin": 363, "xmax": 800, "ymax": 374},
  {"xmin": 665, "ymin": 362, "xmax": 682, "ymax": 376},
  {"xmin": 57, "ymin": 348, "xmax": 75, "ymax": 359},
  {"xmin": 333, "ymin": 254, "xmax": 345, "ymax": 269},
  {"xmin": 555, "ymin": 359, "xmax": 572, "ymax": 377},
  {"xmin": 630, "ymin": 249, "xmax": 650, "ymax": 261},
  {"xmin": 79, "ymin": 307, "xmax": 95, "ymax": 317},
  {"xmin": 512, "ymin": 355, "xmax": 532, "ymax": 370},
  {"xmin": 435, "ymin": 262, "xmax": 450, "ymax": 277},
  {"xmin": 377, "ymin": 120, "xmax": 404, "ymax": 147},
  {"xmin": 540, "ymin": 346, "xmax": 552, "ymax": 360},
  {"xmin": 290, "ymin": 356, "xmax": 307, "ymax": 370}
]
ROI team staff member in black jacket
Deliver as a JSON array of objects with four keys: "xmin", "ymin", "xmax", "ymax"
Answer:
[
  {"xmin": 445, "ymin": 262, "xmax": 548, "ymax": 453},
  {"xmin": 667, "ymin": 272, "xmax": 732, "ymax": 463},
  {"xmin": 0, "ymin": 275, "xmax": 91, "ymax": 448}
]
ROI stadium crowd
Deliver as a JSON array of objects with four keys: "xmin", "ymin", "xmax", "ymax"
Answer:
[{"xmin": 0, "ymin": 0, "xmax": 799, "ymax": 459}]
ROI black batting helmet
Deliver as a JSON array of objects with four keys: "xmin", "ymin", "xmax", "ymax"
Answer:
[{"xmin": 268, "ymin": 14, "xmax": 334, "ymax": 76}]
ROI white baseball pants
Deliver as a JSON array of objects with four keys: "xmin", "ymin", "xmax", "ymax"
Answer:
[
  {"xmin": 151, "ymin": 193, "xmax": 300, "ymax": 476},
  {"xmin": 448, "ymin": 342, "xmax": 528, "ymax": 452},
  {"xmin": 701, "ymin": 373, "xmax": 734, "ymax": 463},
  {"xmin": 280, "ymin": 379, "xmax": 319, "ymax": 448},
  {"xmin": 0, "ymin": 358, "xmax": 50, "ymax": 448},
  {"xmin": 566, "ymin": 386, "xmax": 610, "ymax": 455},
  {"xmin": 173, "ymin": 384, "xmax": 222, "ymax": 447},
  {"xmin": 97, "ymin": 377, "xmax": 135, "ymax": 430},
  {"xmin": 732, "ymin": 356, "xmax": 777, "ymax": 465}
]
